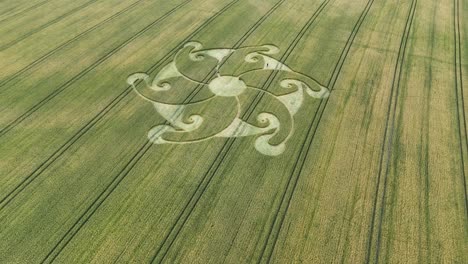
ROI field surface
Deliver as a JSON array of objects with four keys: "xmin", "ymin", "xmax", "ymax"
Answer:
[{"xmin": 0, "ymin": 0, "xmax": 467, "ymax": 263}]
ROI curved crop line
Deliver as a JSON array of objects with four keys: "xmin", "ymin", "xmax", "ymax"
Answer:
[
  {"xmin": 293, "ymin": 70, "xmax": 328, "ymax": 89},
  {"xmin": 0, "ymin": 0, "xmax": 50, "ymax": 24},
  {"xmin": 0, "ymin": 0, "xmax": 101, "ymax": 51},
  {"xmin": 246, "ymin": 85, "xmax": 295, "ymax": 143},
  {"xmin": 150, "ymin": 0, "xmax": 332, "ymax": 262},
  {"xmin": 173, "ymin": 47, "xmax": 212, "ymax": 85},
  {"xmin": 453, "ymin": 0, "xmax": 468, "ymax": 217},
  {"xmin": 239, "ymin": 68, "xmax": 326, "ymax": 92},
  {"xmin": 237, "ymin": 68, "xmax": 266, "ymax": 77},
  {"xmin": 0, "ymin": 0, "xmax": 145, "ymax": 89},
  {"xmin": 455, "ymin": 0, "xmax": 468, "ymax": 153},
  {"xmin": 365, "ymin": 0, "xmax": 418, "ymax": 263},
  {"xmin": 131, "ymin": 77, "xmax": 216, "ymax": 105},
  {"xmin": 34, "ymin": 1, "xmax": 242, "ymax": 263},
  {"xmin": 0, "ymin": 0, "xmax": 195, "ymax": 209},
  {"xmin": 256, "ymin": 0, "xmax": 376, "ymax": 262},
  {"xmin": 0, "ymin": 0, "xmax": 193, "ymax": 137},
  {"xmin": 148, "ymin": 97, "xmax": 243, "ymax": 145}
]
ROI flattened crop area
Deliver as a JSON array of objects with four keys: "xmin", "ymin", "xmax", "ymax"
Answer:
[{"xmin": 0, "ymin": 0, "xmax": 466, "ymax": 263}]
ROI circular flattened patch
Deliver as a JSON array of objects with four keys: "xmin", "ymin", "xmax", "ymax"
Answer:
[{"xmin": 208, "ymin": 76, "xmax": 246, "ymax": 97}]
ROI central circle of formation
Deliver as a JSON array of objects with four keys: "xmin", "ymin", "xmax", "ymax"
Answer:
[{"xmin": 208, "ymin": 76, "xmax": 247, "ymax": 97}]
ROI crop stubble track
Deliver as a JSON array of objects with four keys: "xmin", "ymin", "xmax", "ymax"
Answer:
[
  {"xmin": 453, "ymin": 0, "xmax": 468, "ymax": 216},
  {"xmin": 0, "ymin": 0, "xmax": 192, "ymax": 136},
  {"xmin": 0, "ymin": 0, "xmax": 196, "ymax": 210},
  {"xmin": 0, "ymin": 0, "xmax": 50, "ymax": 24},
  {"xmin": 0, "ymin": 0, "xmax": 145, "ymax": 88},
  {"xmin": 0, "ymin": 0, "xmax": 101, "ymax": 51},
  {"xmin": 365, "ymin": 0, "xmax": 418, "ymax": 262}
]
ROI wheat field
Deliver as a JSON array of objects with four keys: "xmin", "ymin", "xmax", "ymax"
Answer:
[{"xmin": 0, "ymin": 0, "xmax": 466, "ymax": 263}]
